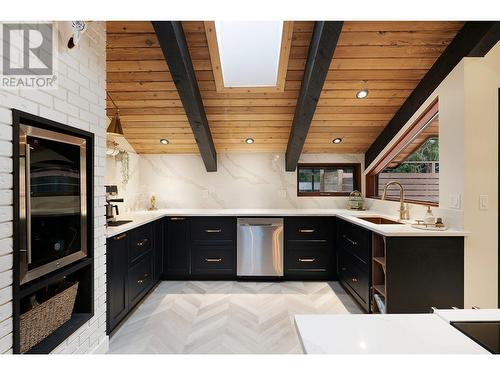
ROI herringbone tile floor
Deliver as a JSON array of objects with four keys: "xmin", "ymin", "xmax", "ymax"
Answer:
[{"xmin": 107, "ymin": 281, "xmax": 362, "ymax": 354}]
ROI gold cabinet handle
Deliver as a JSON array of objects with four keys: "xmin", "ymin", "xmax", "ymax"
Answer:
[
  {"xmin": 205, "ymin": 258, "xmax": 222, "ymax": 263},
  {"xmin": 137, "ymin": 273, "xmax": 149, "ymax": 284},
  {"xmin": 351, "ymin": 277, "xmax": 358, "ymax": 283},
  {"xmin": 205, "ymin": 229, "xmax": 222, "ymax": 233},
  {"xmin": 170, "ymin": 217, "xmax": 185, "ymax": 221},
  {"xmin": 114, "ymin": 233, "xmax": 127, "ymax": 240},
  {"xmin": 137, "ymin": 238, "xmax": 149, "ymax": 246},
  {"xmin": 299, "ymin": 258, "xmax": 315, "ymax": 262},
  {"xmin": 343, "ymin": 234, "xmax": 358, "ymax": 246},
  {"xmin": 299, "ymin": 229, "xmax": 315, "ymax": 233}
]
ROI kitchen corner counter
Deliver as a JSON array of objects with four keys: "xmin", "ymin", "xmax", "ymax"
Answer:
[
  {"xmin": 294, "ymin": 314, "xmax": 489, "ymax": 354},
  {"xmin": 106, "ymin": 208, "xmax": 470, "ymax": 239}
]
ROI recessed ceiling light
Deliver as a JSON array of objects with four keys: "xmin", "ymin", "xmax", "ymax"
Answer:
[
  {"xmin": 245, "ymin": 138, "xmax": 255, "ymax": 144},
  {"xmin": 332, "ymin": 138, "xmax": 342, "ymax": 144},
  {"xmin": 160, "ymin": 139, "xmax": 169, "ymax": 145},
  {"xmin": 356, "ymin": 89, "xmax": 369, "ymax": 99}
]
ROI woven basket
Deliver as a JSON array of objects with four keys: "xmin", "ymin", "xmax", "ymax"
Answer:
[{"xmin": 20, "ymin": 281, "xmax": 79, "ymax": 353}]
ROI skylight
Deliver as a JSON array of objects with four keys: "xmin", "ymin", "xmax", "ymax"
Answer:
[{"xmin": 214, "ymin": 21, "xmax": 284, "ymax": 87}]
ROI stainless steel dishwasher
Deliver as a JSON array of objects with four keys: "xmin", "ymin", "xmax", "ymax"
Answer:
[{"xmin": 237, "ymin": 218, "xmax": 284, "ymax": 277}]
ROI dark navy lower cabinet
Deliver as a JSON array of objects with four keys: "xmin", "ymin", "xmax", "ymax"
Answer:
[
  {"xmin": 284, "ymin": 217, "xmax": 336, "ymax": 280},
  {"xmin": 106, "ymin": 221, "xmax": 161, "ymax": 334}
]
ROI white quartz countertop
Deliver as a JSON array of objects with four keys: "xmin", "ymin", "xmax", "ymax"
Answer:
[
  {"xmin": 433, "ymin": 308, "xmax": 500, "ymax": 323},
  {"xmin": 294, "ymin": 314, "xmax": 490, "ymax": 354},
  {"xmin": 106, "ymin": 209, "xmax": 469, "ymax": 238}
]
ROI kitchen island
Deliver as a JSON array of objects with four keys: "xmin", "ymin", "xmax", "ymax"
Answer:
[{"xmin": 294, "ymin": 313, "xmax": 491, "ymax": 354}]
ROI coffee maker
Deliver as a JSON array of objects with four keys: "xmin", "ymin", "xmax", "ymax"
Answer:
[{"xmin": 105, "ymin": 185, "xmax": 129, "ymax": 226}]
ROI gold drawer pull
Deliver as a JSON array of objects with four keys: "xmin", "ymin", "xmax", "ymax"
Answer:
[
  {"xmin": 205, "ymin": 229, "xmax": 222, "ymax": 233},
  {"xmin": 299, "ymin": 258, "xmax": 315, "ymax": 262},
  {"xmin": 137, "ymin": 273, "xmax": 149, "ymax": 284},
  {"xmin": 205, "ymin": 258, "xmax": 222, "ymax": 263},
  {"xmin": 343, "ymin": 234, "xmax": 358, "ymax": 246},
  {"xmin": 299, "ymin": 229, "xmax": 315, "ymax": 233},
  {"xmin": 137, "ymin": 238, "xmax": 149, "ymax": 246},
  {"xmin": 170, "ymin": 217, "xmax": 185, "ymax": 221},
  {"xmin": 114, "ymin": 233, "xmax": 127, "ymax": 240}
]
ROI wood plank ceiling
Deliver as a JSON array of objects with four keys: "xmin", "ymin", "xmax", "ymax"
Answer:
[{"xmin": 106, "ymin": 21, "xmax": 463, "ymax": 155}]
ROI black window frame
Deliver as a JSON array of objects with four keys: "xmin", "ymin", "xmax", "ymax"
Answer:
[{"xmin": 296, "ymin": 163, "xmax": 361, "ymax": 197}]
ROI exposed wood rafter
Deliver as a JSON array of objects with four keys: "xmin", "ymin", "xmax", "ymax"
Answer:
[
  {"xmin": 365, "ymin": 21, "xmax": 500, "ymax": 167},
  {"xmin": 285, "ymin": 21, "xmax": 344, "ymax": 171},
  {"xmin": 152, "ymin": 21, "xmax": 217, "ymax": 171}
]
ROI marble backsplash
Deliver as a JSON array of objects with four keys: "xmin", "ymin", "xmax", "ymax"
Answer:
[{"xmin": 106, "ymin": 152, "xmax": 365, "ymax": 212}]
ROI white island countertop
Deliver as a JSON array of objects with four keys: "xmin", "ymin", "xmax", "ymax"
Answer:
[
  {"xmin": 106, "ymin": 209, "xmax": 469, "ymax": 238},
  {"xmin": 294, "ymin": 314, "xmax": 490, "ymax": 354}
]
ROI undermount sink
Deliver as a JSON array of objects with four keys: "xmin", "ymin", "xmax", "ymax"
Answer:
[
  {"xmin": 356, "ymin": 216, "xmax": 403, "ymax": 225},
  {"xmin": 107, "ymin": 220, "xmax": 133, "ymax": 227}
]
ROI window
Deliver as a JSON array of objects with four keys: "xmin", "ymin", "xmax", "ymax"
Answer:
[
  {"xmin": 366, "ymin": 99, "xmax": 439, "ymax": 205},
  {"xmin": 297, "ymin": 163, "xmax": 361, "ymax": 196}
]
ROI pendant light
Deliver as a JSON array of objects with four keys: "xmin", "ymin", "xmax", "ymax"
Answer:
[{"xmin": 107, "ymin": 92, "xmax": 124, "ymax": 137}]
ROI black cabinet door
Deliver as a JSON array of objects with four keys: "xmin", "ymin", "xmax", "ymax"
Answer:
[
  {"xmin": 128, "ymin": 223, "xmax": 154, "ymax": 264},
  {"xmin": 284, "ymin": 217, "xmax": 335, "ymax": 280},
  {"xmin": 285, "ymin": 245, "xmax": 333, "ymax": 280},
  {"xmin": 191, "ymin": 244, "xmax": 236, "ymax": 276},
  {"xmin": 128, "ymin": 253, "xmax": 154, "ymax": 306},
  {"xmin": 106, "ymin": 232, "xmax": 129, "ymax": 334},
  {"xmin": 337, "ymin": 219, "xmax": 371, "ymax": 265},
  {"xmin": 338, "ymin": 248, "xmax": 370, "ymax": 310},
  {"xmin": 190, "ymin": 217, "xmax": 236, "ymax": 243},
  {"xmin": 165, "ymin": 217, "xmax": 190, "ymax": 277},
  {"xmin": 284, "ymin": 216, "xmax": 334, "ymax": 243}
]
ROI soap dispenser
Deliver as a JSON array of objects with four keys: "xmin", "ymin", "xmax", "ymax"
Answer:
[{"xmin": 424, "ymin": 206, "xmax": 435, "ymax": 225}]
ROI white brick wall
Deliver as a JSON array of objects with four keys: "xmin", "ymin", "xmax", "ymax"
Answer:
[{"xmin": 0, "ymin": 21, "xmax": 108, "ymax": 354}]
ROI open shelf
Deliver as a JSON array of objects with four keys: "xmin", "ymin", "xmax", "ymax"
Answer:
[
  {"xmin": 372, "ymin": 233, "xmax": 387, "ymax": 313},
  {"xmin": 15, "ymin": 261, "xmax": 94, "ymax": 354},
  {"xmin": 373, "ymin": 284, "xmax": 386, "ymax": 297},
  {"xmin": 19, "ymin": 258, "xmax": 92, "ymax": 298},
  {"xmin": 373, "ymin": 256, "xmax": 386, "ymax": 270}
]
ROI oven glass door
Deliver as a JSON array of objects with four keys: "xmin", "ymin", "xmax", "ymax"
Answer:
[{"xmin": 20, "ymin": 125, "xmax": 87, "ymax": 284}]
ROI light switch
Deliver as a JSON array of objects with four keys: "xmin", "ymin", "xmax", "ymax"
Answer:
[
  {"xmin": 278, "ymin": 189, "xmax": 287, "ymax": 198},
  {"xmin": 449, "ymin": 193, "xmax": 461, "ymax": 209},
  {"xmin": 479, "ymin": 195, "xmax": 489, "ymax": 210},
  {"xmin": 201, "ymin": 189, "xmax": 209, "ymax": 199}
]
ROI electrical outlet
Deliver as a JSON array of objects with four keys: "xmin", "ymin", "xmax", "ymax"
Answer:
[
  {"xmin": 479, "ymin": 195, "xmax": 489, "ymax": 210},
  {"xmin": 449, "ymin": 194, "xmax": 461, "ymax": 209},
  {"xmin": 201, "ymin": 189, "xmax": 209, "ymax": 199}
]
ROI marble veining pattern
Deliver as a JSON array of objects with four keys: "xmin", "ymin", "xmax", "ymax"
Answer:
[
  {"xmin": 107, "ymin": 281, "xmax": 362, "ymax": 354},
  {"xmin": 106, "ymin": 152, "xmax": 364, "ymax": 212}
]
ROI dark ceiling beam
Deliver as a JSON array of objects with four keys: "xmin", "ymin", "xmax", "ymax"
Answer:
[
  {"xmin": 285, "ymin": 21, "xmax": 344, "ymax": 172},
  {"xmin": 365, "ymin": 21, "xmax": 500, "ymax": 168},
  {"xmin": 152, "ymin": 21, "xmax": 217, "ymax": 172}
]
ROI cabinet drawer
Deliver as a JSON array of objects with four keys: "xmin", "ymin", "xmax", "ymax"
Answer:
[
  {"xmin": 190, "ymin": 217, "xmax": 236, "ymax": 243},
  {"xmin": 129, "ymin": 223, "xmax": 154, "ymax": 264},
  {"xmin": 191, "ymin": 245, "xmax": 235, "ymax": 275},
  {"xmin": 285, "ymin": 246, "xmax": 331, "ymax": 271},
  {"xmin": 285, "ymin": 217, "xmax": 333, "ymax": 243},
  {"xmin": 128, "ymin": 253, "xmax": 153, "ymax": 305},
  {"xmin": 338, "ymin": 251, "xmax": 369, "ymax": 304},
  {"xmin": 337, "ymin": 220, "xmax": 371, "ymax": 264}
]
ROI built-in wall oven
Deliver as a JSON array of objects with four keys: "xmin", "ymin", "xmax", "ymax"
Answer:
[{"xmin": 19, "ymin": 124, "xmax": 88, "ymax": 284}]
